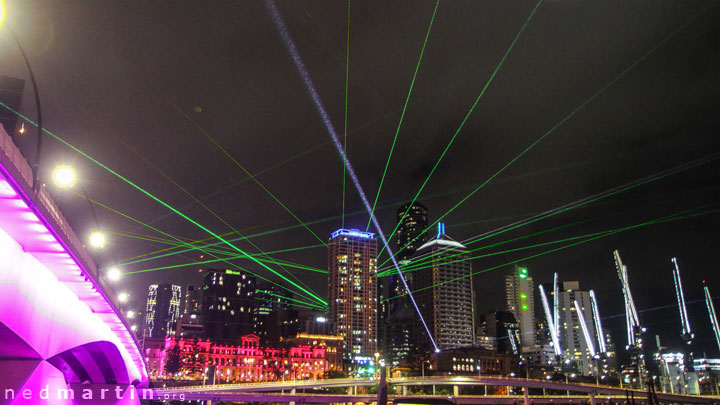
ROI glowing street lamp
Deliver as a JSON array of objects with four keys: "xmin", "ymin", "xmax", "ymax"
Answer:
[
  {"xmin": 118, "ymin": 292, "xmax": 129, "ymax": 303},
  {"xmin": 51, "ymin": 164, "xmax": 77, "ymax": 189},
  {"xmin": 106, "ymin": 267, "xmax": 121, "ymax": 282},
  {"xmin": 0, "ymin": 0, "xmax": 6, "ymax": 28},
  {"xmin": 126, "ymin": 310, "xmax": 135, "ymax": 319},
  {"xmin": 88, "ymin": 231, "xmax": 106, "ymax": 248}
]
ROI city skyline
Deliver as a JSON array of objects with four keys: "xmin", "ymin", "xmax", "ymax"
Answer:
[{"xmin": 0, "ymin": 0, "xmax": 718, "ymax": 361}]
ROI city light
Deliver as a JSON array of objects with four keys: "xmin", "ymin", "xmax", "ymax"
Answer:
[
  {"xmin": 51, "ymin": 164, "xmax": 77, "ymax": 189},
  {"xmin": 130, "ymin": 325, "xmax": 137, "ymax": 331},
  {"xmin": 118, "ymin": 292, "xmax": 129, "ymax": 303},
  {"xmin": 127, "ymin": 310, "xmax": 135, "ymax": 319},
  {"xmin": 106, "ymin": 267, "xmax": 121, "ymax": 281},
  {"xmin": 88, "ymin": 231, "xmax": 106, "ymax": 248},
  {"xmin": 0, "ymin": 0, "xmax": 5, "ymax": 28}
]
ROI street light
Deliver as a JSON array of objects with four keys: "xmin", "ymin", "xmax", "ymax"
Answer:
[
  {"xmin": 118, "ymin": 292, "xmax": 129, "ymax": 303},
  {"xmin": 88, "ymin": 231, "xmax": 106, "ymax": 248},
  {"xmin": 106, "ymin": 267, "xmax": 121, "ymax": 282},
  {"xmin": 0, "ymin": 1, "xmax": 6, "ymax": 28},
  {"xmin": 51, "ymin": 165, "xmax": 77, "ymax": 189}
]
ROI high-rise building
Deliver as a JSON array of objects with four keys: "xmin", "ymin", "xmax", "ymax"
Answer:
[
  {"xmin": 396, "ymin": 202, "xmax": 428, "ymax": 261},
  {"xmin": 0, "ymin": 75, "xmax": 25, "ymax": 135},
  {"xmin": 385, "ymin": 202, "xmax": 429, "ymax": 367},
  {"xmin": 558, "ymin": 281, "xmax": 596, "ymax": 375},
  {"xmin": 505, "ymin": 265, "xmax": 535, "ymax": 349},
  {"xmin": 201, "ymin": 268, "xmax": 256, "ymax": 344},
  {"xmin": 328, "ymin": 229, "xmax": 378, "ymax": 364},
  {"xmin": 184, "ymin": 285, "xmax": 202, "ymax": 315},
  {"xmin": 482, "ymin": 311, "xmax": 521, "ymax": 355},
  {"xmin": 254, "ymin": 281, "xmax": 294, "ymax": 345},
  {"xmin": 145, "ymin": 283, "xmax": 182, "ymax": 338},
  {"xmin": 411, "ymin": 223, "xmax": 475, "ymax": 349}
]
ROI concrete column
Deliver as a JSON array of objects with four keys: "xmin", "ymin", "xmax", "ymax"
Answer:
[
  {"xmin": 402, "ymin": 385, "xmax": 407, "ymax": 396},
  {"xmin": 523, "ymin": 386, "xmax": 530, "ymax": 405},
  {"xmin": 454, "ymin": 385, "xmax": 459, "ymax": 396},
  {"xmin": 588, "ymin": 392, "xmax": 595, "ymax": 405}
]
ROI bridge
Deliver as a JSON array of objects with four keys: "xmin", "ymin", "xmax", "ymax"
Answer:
[
  {"xmin": 0, "ymin": 126, "xmax": 147, "ymax": 403},
  {"xmin": 153, "ymin": 376, "xmax": 720, "ymax": 404}
]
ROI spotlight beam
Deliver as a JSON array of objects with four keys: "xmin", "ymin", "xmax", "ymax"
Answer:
[{"xmin": 266, "ymin": 0, "xmax": 439, "ymax": 351}]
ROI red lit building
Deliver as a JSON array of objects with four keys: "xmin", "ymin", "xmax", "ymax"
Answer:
[{"xmin": 146, "ymin": 334, "xmax": 330, "ymax": 382}]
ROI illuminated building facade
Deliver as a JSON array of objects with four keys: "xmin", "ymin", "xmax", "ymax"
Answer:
[
  {"xmin": 145, "ymin": 283, "xmax": 182, "ymax": 338},
  {"xmin": 202, "ymin": 268, "xmax": 256, "ymax": 344},
  {"xmin": 281, "ymin": 332, "xmax": 344, "ymax": 372},
  {"xmin": 412, "ymin": 223, "xmax": 475, "ymax": 349},
  {"xmin": 184, "ymin": 284, "xmax": 202, "ymax": 316},
  {"xmin": 146, "ymin": 334, "xmax": 330, "ymax": 381},
  {"xmin": 505, "ymin": 265, "xmax": 535, "ymax": 349},
  {"xmin": 328, "ymin": 229, "xmax": 378, "ymax": 363},
  {"xmin": 558, "ymin": 281, "xmax": 597, "ymax": 376},
  {"xmin": 396, "ymin": 201, "xmax": 428, "ymax": 261}
]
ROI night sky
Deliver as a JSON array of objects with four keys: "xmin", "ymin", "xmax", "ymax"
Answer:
[{"xmin": 1, "ymin": 1, "xmax": 718, "ymax": 358}]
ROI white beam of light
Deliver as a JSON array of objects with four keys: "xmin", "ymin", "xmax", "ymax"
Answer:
[
  {"xmin": 589, "ymin": 290, "xmax": 607, "ymax": 353},
  {"xmin": 574, "ymin": 300, "xmax": 596, "ymax": 358},
  {"xmin": 539, "ymin": 285, "xmax": 561, "ymax": 356},
  {"xmin": 704, "ymin": 285, "xmax": 720, "ymax": 354},
  {"xmin": 553, "ymin": 272, "xmax": 560, "ymax": 343},
  {"xmin": 672, "ymin": 257, "xmax": 692, "ymax": 337},
  {"xmin": 614, "ymin": 250, "xmax": 640, "ymax": 347},
  {"xmin": 265, "ymin": 0, "xmax": 439, "ymax": 352}
]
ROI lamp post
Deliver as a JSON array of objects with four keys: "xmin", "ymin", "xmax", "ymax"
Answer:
[{"xmin": 1, "ymin": 1, "xmax": 44, "ymax": 191}]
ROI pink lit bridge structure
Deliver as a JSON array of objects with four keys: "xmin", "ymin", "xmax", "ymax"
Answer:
[{"xmin": 0, "ymin": 126, "xmax": 147, "ymax": 403}]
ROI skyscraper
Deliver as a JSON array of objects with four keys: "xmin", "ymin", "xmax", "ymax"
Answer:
[
  {"xmin": 201, "ymin": 268, "xmax": 256, "ymax": 344},
  {"xmin": 184, "ymin": 285, "xmax": 202, "ymax": 316},
  {"xmin": 558, "ymin": 281, "xmax": 597, "ymax": 375},
  {"xmin": 254, "ymin": 281, "xmax": 293, "ymax": 345},
  {"xmin": 386, "ymin": 202, "xmax": 428, "ymax": 367},
  {"xmin": 328, "ymin": 229, "xmax": 378, "ymax": 364},
  {"xmin": 412, "ymin": 223, "xmax": 475, "ymax": 349},
  {"xmin": 505, "ymin": 265, "xmax": 535, "ymax": 349},
  {"xmin": 145, "ymin": 283, "xmax": 182, "ymax": 338}
]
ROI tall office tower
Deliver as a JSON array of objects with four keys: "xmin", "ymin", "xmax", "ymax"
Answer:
[
  {"xmin": 483, "ymin": 311, "xmax": 521, "ymax": 354},
  {"xmin": 145, "ymin": 283, "xmax": 182, "ymax": 338},
  {"xmin": 396, "ymin": 202, "xmax": 428, "ymax": 261},
  {"xmin": 558, "ymin": 281, "xmax": 597, "ymax": 376},
  {"xmin": 201, "ymin": 268, "xmax": 256, "ymax": 344},
  {"xmin": 412, "ymin": 223, "xmax": 475, "ymax": 349},
  {"xmin": 254, "ymin": 282, "xmax": 293, "ymax": 345},
  {"xmin": 184, "ymin": 285, "xmax": 202, "ymax": 315},
  {"xmin": 328, "ymin": 229, "xmax": 378, "ymax": 364},
  {"xmin": 505, "ymin": 265, "xmax": 536, "ymax": 349},
  {"xmin": 385, "ymin": 202, "xmax": 428, "ymax": 366},
  {"xmin": 0, "ymin": 75, "xmax": 25, "ymax": 135}
]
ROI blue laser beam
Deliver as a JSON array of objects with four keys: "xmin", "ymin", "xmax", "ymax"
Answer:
[{"xmin": 265, "ymin": 0, "xmax": 440, "ymax": 352}]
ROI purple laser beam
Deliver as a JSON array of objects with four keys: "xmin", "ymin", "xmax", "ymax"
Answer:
[{"xmin": 265, "ymin": 0, "xmax": 440, "ymax": 352}]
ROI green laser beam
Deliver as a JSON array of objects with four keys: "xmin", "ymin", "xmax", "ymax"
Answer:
[
  {"xmin": 1, "ymin": 102, "xmax": 327, "ymax": 306},
  {"xmin": 83, "ymin": 109, "xmax": 320, "ymax": 299},
  {"xmin": 155, "ymin": 89, "xmax": 327, "ymax": 248},
  {"xmin": 365, "ymin": 0, "xmax": 440, "ymax": 232},
  {"xmin": 74, "ymin": 192, "xmax": 323, "ymax": 304},
  {"xmin": 378, "ymin": 0, "xmax": 543, "ymax": 257},
  {"xmin": 386, "ymin": 0, "xmax": 717, "ymax": 262},
  {"xmin": 254, "ymin": 296, "xmax": 319, "ymax": 311},
  {"xmin": 255, "ymin": 289, "xmax": 325, "ymax": 309},
  {"xmin": 383, "ymin": 202, "xmax": 719, "ymax": 302}
]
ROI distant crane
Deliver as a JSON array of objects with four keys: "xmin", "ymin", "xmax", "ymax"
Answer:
[
  {"xmin": 574, "ymin": 300, "xmax": 596, "ymax": 357},
  {"xmin": 704, "ymin": 281, "xmax": 720, "ymax": 354},
  {"xmin": 671, "ymin": 257, "xmax": 699, "ymax": 394},
  {"xmin": 614, "ymin": 250, "xmax": 647, "ymax": 385},
  {"xmin": 589, "ymin": 290, "xmax": 607, "ymax": 354},
  {"xmin": 672, "ymin": 257, "xmax": 693, "ymax": 345},
  {"xmin": 539, "ymin": 283, "xmax": 561, "ymax": 357}
]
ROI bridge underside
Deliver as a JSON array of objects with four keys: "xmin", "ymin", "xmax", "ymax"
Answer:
[{"xmin": 1, "ymin": 129, "xmax": 146, "ymax": 404}]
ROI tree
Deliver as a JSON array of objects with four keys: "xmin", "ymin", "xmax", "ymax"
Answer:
[{"xmin": 165, "ymin": 345, "xmax": 182, "ymax": 375}]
